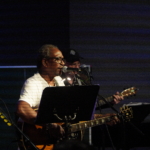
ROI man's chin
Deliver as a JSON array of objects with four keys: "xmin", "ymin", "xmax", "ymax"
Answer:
[{"xmin": 56, "ymin": 71, "xmax": 62, "ymax": 76}]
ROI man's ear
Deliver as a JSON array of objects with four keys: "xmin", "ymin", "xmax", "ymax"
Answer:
[{"xmin": 42, "ymin": 58, "xmax": 48, "ymax": 68}]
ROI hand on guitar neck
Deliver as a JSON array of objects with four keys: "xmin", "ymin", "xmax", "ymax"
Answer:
[
  {"xmin": 112, "ymin": 91, "xmax": 124, "ymax": 104},
  {"xmin": 94, "ymin": 113, "xmax": 120, "ymax": 126},
  {"xmin": 98, "ymin": 87, "xmax": 138, "ymax": 107},
  {"xmin": 47, "ymin": 123, "xmax": 65, "ymax": 138}
]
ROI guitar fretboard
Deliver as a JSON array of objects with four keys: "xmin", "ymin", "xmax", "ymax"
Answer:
[
  {"xmin": 69, "ymin": 115, "xmax": 114, "ymax": 133},
  {"xmin": 97, "ymin": 87, "xmax": 137, "ymax": 107},
  {"xmin": 98, "ymin": 96, "xmax": 114, "ymax": 106}
]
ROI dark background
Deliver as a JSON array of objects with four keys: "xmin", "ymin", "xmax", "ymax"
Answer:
[{"xmin": 0, "ymin": 0, "xmax": 150, "ymax": 149}]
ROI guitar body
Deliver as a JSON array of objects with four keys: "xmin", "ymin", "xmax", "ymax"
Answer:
[
  {"xmin": 17, "ymin": 122, "xmax": 56, "ymax": 150},
  {"xmin": 17, "ymin": 122, "xmax": 83, "ymax": 150}
]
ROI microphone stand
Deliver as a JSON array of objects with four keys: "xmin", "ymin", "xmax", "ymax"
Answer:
[
  {"xmin": 75, "ymin": 67, "xmax": 117, "ymax": 149},
  {"xmin": 96, "ymin": 95, "xmax": 117, "ymax": 150},
  {"xmin": 75, "ymin": 68, "xmax": 93, "ymax": 86},
  {"xmin": 54, "ymin": 112, "xmax": 77, "ymax": 140}
]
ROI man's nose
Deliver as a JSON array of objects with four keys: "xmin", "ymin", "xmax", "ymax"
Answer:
[{"xmin": 60, "ymin": 61, "xmax": 65, "ymax": 66}]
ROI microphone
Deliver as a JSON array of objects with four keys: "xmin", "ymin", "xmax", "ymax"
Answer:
[
  {"xmin": 62, "ymin": 66, "xmax": 81, "ymax": 73},
  {"xmin": 80, "ymin": 64, "xmax": 91, "ymax": 73}
]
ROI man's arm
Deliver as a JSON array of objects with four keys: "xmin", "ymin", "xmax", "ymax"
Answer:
[
  {"xmin": 16, "ymin": 101, "xmax": 65, "ymax": 138},
  {"xmin": 96, "ymin": 92, "xmax": 124, "ymax": 109},
  {"xmin": 16, "ymin": 101, "xmax": 37, "ymax": 124}
]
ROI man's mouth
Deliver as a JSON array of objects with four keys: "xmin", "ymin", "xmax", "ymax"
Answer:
[{"xmin": 58, "ymin": 67, "xmax": 63, "ymax": 70}]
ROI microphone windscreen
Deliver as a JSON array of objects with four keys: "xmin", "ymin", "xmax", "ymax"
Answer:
[{"xmin": 62, "ymin": 66, "xmax": 68, "ymax": 73}]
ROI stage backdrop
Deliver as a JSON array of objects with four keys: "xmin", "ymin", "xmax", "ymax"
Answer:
[
  {"xmin": 70, "ymin": 1, "xmax": 150, "ymax": 146},
  {"xmin": 0, "ymin": 0, "xmax": 150, "ymax": 149},
  {"xmin": 70, "ymin": 0, "xmax": 150, "ymax": 104}
]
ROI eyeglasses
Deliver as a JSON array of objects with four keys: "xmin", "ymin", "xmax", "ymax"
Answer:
[{"xmin": 47, "ymin": 57, "xmax": 66, "ymax": 64}]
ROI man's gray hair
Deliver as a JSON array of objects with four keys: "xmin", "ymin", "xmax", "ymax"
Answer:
[{"xmin": 37, "ymin": 44, "xmax": 58, "ymax": 70}]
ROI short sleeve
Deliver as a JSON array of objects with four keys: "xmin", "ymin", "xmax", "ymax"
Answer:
[{"xmin": 19, "ymin": 79, "xmax": 40, "ymax": 108}]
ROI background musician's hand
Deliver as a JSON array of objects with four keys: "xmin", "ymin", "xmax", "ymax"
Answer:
[
  {"xmin": 48, "ymin": 123, "xmax": 65, "ymax": 138},
  {"xmin": 106, "ymin": 114, "xmax": 120, "ymax": 126},
  {"xmin": 113, "ymin": 91, "xmax": 124, "ymax": 104}
]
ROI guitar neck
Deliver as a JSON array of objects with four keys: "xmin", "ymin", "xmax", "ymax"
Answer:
[
  {"xmin": 98, "ymin": 87, "xmax": 137, "ymax": 106},
  {"xmin": 98, "ymin": 96, "xmax": 114, "ymax": 106},
  {"xmin": 69, "ymin": 104, "xmax": 133, "ymax": 133},
  {"xmin": 69, "ymin": 115, "xmax": 114, "ymax": 133}
]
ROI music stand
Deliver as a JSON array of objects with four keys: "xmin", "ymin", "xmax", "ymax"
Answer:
[
  {"xmin": 35, "ymin": 85, "xmax": 100, "ymax": 125},
  {"xmin": 125, "ymin": 102, "xmax": 150, "ymax": 124}
]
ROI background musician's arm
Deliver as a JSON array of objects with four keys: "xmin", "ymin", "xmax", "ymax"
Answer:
[
  {"xmin": 96, "ymin": 87, "xmax": 137, "ymax": 109},
  {"xmin": 96, "ymin": 91, "xmax": 124, "ymax": 109}
]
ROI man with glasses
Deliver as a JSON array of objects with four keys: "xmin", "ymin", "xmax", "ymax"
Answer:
[{"xmin": 16, "ymin": 44, "xmax": 66, "ymax": 150}]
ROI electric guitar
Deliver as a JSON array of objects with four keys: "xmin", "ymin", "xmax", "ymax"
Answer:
[
  {"xmin": 98, "ymin": 87, "xmax": 138, "ymax": 106},
  {"xmin": 16, "ymin": 105, "xmax": 133, "ymax": 150}
]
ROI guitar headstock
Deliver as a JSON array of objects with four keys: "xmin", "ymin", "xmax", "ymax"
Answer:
[
  {"xmin": 121, "ymin": 87, "xmax": 138, "ymax": 98},
  {"xmin": 120, "ymin": 105, "xmax": 133, "ymax": 122}
]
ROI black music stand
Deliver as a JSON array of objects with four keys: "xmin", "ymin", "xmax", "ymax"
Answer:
[
  {"xmin": 35, "ymin": 85, "xmax": 99, "ymax": 140},
  {"xmin": 35, "ymin": 85, "xmax": 100, "ymax": 125},
  {"xmin": 125, "ymin": 102, "xmax": 150, "ymax": 124}
]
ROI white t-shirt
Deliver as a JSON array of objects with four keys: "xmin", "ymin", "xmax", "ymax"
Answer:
[
  {"xmin": 19, "ymin": 73, "xmax": 50, "ymax": 108},
  {"xmin": 19, "ymin": 72, "xmax": 65, "ymax": 109}
]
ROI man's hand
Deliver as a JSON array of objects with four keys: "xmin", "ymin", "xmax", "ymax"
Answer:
[
  {"xmin": 48, "ymin": 123, "xmax": 65, "ymax": 138},
  {"xmin": 106, "ymin": 114, "xmax": 120, "ymax": 126},
  {"xmin": 113, "ymin": 91, "xmax": 124, "ymax": 104},
  {"xmin": 94, "ymin": 113, "xmax": 120, "ymax": 126}
]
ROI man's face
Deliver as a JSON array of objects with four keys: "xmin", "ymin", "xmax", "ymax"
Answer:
[
  {"xmin": 46, "ymin": 48, "xmax": 65, "ymax": 76},
  {"xmin": 65, "ymin": 61, "xmax": 81, "ymax": 76},
  {"xmin": 66, "ymin": 61, "xmax": 81, "ymax": 69}
]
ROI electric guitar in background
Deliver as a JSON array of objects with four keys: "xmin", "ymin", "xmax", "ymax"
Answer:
[{"xmin": 98, "ymin": 87, "xmax": 138, "ymax": 106}]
